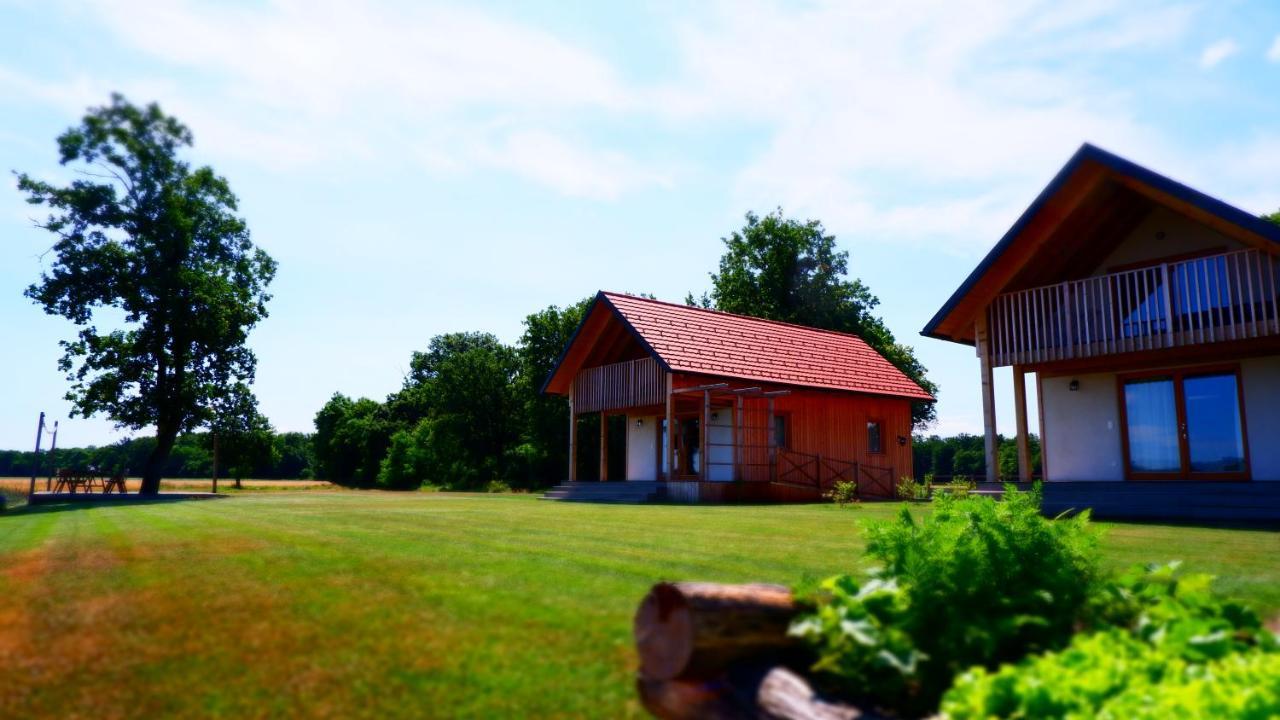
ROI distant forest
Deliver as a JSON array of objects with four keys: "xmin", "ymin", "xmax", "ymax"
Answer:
[
  {"xmin": 913, "ymin": 433, "xmax": 1043, "ymax": 481},
  {"xmin": 0, "ymin": 432, "xmax": 314, "ymax": 480},
  {"xmin": 2, "ymin": 431, "xmax": 1038, "ymax": 484}
]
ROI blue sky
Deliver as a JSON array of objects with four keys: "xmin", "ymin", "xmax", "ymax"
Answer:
[{"xmin": 3, "ymin": 0, "xmax": 1280, "ymax": 450}]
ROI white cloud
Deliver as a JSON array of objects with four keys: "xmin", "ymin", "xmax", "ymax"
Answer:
[
  {"xmin": 1199, "ymin": 38, "xmax": 1239, "ymax": 68},
  {"xmin": 655, "ymin": 1, "xmax": 1191, "ymax": 252},
  {"xmin": 1267, "ymin": 35, "xmax": 1280, "ymax": 62},
  {"xmin": 476, "ymin": 130, "xmax": 672, "ymax": 201}
]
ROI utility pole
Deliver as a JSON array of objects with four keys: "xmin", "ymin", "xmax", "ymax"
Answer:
[
  {"xmin": 28, "ymin": 412, "xmax": 45, "ymax": 499},
  {"xmin": 46, "ymin": 421, "xmax": 59, "ymax": 491}
]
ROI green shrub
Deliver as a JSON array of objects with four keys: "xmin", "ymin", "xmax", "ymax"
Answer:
[
  {"xmin": 895, "ymin": 475, "xmax": 930, "ymax": 501},
  {"xmin": 485, "ymin": 479, "xmax": 512, "ymax": 493},
  {"xmin": 942, "ymin": 564, "xmax": 1278, "ymax": 719},
  {"xmin": 791, "ymin": 485, "xmax": 1101, "ymax": 716},
  {"xmin": 825, "ymin": 480, "xmax": 859, "ymax": 507}
]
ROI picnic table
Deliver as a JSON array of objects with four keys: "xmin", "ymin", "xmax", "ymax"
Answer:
[{"xmin": 52, "ymin": 468, "xmax": 127, "ymax": 495}]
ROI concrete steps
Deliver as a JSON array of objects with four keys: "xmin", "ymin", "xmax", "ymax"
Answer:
[{"xmin": 539, "ymin": 481, "xmax": 663, "ymax": 504}]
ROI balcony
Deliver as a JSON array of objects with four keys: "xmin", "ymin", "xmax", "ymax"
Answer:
[{"xmin": 987, "ymin": 248, "xmax": 1280, "ymax": 367}]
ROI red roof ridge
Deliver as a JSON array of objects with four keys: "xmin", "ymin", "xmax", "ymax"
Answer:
[{"xmin": 599, "ymin": 291, "xmax": 881, "ymax": 345}]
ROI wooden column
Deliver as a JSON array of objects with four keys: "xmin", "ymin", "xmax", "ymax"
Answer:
[
  {"xmin": 701, "ymin": 391, "xmax": 710, "ymax": 480},
  {"xmin": 665, "ymin": 374, "xmax": 675, "ymax": 481},
  {"xmin": 976, "ymin": 314, "xmax": 999, "ymax": 484},
  {"xmin": 766, "ymin": 398, "xmax": 776, "ymax": 483},
  {"xmin": 599, "ymin": 412, "xmax": 609, "ymax": 482},
  {"xmin": 1036, "ymin": 372, "xmax": 1049, "ymax": 482},
  {"xmin": 734, "ymin": 396, "xmax": 744, "ymax": 481},
  {"xmin": 568, "ymin": 381, "xmax": 578, "ymax": 482},
  {"xmin": 1013, "ymin": 365, "xmax": 1031, "ymax": 483}
]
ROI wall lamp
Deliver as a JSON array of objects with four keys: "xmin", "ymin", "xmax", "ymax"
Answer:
[
  {"xmin": 1069, "ymin": 379, "xmax": 1080, "ymax": 392},
  {"xmin": 635, "ymin": 418, "xmax": 644, "ymax": 428},
  {"xmin": 897, "ymin": 435, "xmax": 908, "ymax": 447}
]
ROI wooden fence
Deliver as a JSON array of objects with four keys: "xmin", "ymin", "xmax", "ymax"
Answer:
[
  {"xmin": 572, "ymin": 357, "xmax": 666, "ymax": 414},
  {"xmin": 988, "ymin": 248, "xmax": 1280, "ymax": 366}
]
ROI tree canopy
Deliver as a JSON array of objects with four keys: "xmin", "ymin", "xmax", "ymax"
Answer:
[
  {"xmin": 690, "ymin": 209, "xmax": 937, "ymax": 427},
  {"xmin": 18, "ymin": 94, "xmax": 276, "ymax": 493}
]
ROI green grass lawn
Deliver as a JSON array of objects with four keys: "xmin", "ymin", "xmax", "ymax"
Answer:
[{"xmin": 1, "ymin": 492, "xmax": 1276, "ymax": 718}]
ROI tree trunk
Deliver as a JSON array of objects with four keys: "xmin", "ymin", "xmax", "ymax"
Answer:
[
  {"xmin": 635, "ymin": 582, "xmax": 800, "ymax": 681},
  {"xmin": 140, "ymin": 424, "xmax": 179, "ymax": 495}
]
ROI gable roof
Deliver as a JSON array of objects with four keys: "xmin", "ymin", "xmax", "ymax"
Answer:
[
  {"xmin": 922, "ymin": 143, "xmax": 1280, "ymax": 346},
  {"xmin": 543, "ymin": 291, "xmax": 934, "ymax": 401}
]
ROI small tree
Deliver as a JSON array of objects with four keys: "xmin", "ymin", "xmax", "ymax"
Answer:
[
  {"xmin": 208, "ymin": 385, "xmax": 277, "ymax": 490},
  {"xmin": 18, "ymin": 95, "xmax": 276, "ymax": 494}
]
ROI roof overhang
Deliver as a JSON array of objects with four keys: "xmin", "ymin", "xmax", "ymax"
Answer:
[
  {"xmin": 540, "ymin": 292, "xmax": 670, "ymax": 396},
  {"xmin": 921, "ymin": 143, "xmax": 1280, "ymax": 346}
]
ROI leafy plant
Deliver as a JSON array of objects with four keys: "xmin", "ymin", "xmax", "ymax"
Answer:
[
  {"xmin": 895, "ymin": 475, "xmax": 930, "ymax": 501},
  {"xmin": 485, "ymin": 479, "xmax": 512, "ymax": 493},
  {"xmin": 791, "ymin": 486, "xmax": 1101, "ymax": 716},
  {"xmin": 825, "ymin": 480, "xmax": 859, "ymax": 507},
  {"xmin": 942, "ymin": 564, "xmax": 1279, "ymax": 719}
]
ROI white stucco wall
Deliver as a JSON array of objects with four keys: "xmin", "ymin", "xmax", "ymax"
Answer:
[
  {"xmin": 627, "ymin": 414, "xmax": 658, "ymax": 481},
  {"xmin": 1043, "ymin": 358, "xmax": 1280, "ymax": 481},
  {"xmin": 1042, "ymin": 372, "xmax": 1124, "ymax": 481},
  {"xmin": 1241, "ymin": 357, "xmax": 1280, "ymax": 481},
  {"xmin": 1095, "ymin": 206, "xmax": 1244, "ymax": 273}
]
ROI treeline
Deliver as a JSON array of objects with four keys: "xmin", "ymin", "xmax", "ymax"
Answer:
[
  {"xmin": 312, "ymin": 301, "xmax": 592, "ymax": 491},
  {"xmin": 912, "ymin": 433, "xmax": 1043, "ymax": 481},
  {"xmin": 0, "ymin": 432, "xmax": 314, "ymax": 480}
]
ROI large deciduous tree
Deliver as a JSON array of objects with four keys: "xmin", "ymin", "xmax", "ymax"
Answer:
[
  {"xmin": 690, "ymin": 209, "xmax": 937, "ymax": 428},
  {"xmin": 18, "ymin": 95, "xmax": 276, "ymax": 494},
  {"xmin": 516, "ymin": 299, "xmax": 590, "ymax": 484}
]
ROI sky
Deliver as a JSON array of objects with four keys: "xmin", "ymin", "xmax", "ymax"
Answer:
[{"xmin": 2, "ymin": 0, "xmax": 1280, "ymax": 450}]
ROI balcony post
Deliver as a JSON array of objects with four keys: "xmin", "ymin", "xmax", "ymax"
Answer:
[
  {"xmin": 976, "ymin": 313, "xmax": 999, "ymax": 484},
  {"xmin": 1161, "ymin": 262, "xmax": 1175, "ymax": 347},
  {"xmin": 568, "ymin": 381, "xmax": 577, "ymax": 482},
  {"xmin": 665, "ymin": 374, "xmax": 675, "ymax": 480},
  {"xmin": 599, "ymin": 411, "xmax": 609, "ymax": 482},
  {"xmin": 1013, "ymin": 365, "xmax": 1032, "ymax": 483}
]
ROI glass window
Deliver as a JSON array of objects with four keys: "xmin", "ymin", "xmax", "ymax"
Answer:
[
  {"xmin": 1123, "ymin": 377, "xmax": 1180, "ymax": 473},
  {"xmin": 1184, "ymin": 373, "xmax": 1245, "ymax": 473},
  {"xmin": 867, "ymin": 421, "xmax": 883, "ymax": 454},
  {"xmin": 773, "ymin": 415, "xmax": 787, "ymax": 449}
]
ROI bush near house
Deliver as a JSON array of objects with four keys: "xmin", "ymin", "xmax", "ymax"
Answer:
[{"xmin": 790, "ymin": 488, "xmax": 1277, "ymax": 719}]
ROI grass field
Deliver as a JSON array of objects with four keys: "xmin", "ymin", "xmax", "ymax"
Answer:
[
  {"xmin": 1, "ymin": 492, "xmax": 1276, "ymax": 718},
  {"xmin": 0, "ymin": 476, "xmax": 333, "ymax": 508}
]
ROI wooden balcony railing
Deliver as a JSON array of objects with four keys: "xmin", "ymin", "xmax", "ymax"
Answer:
[
  {"xmin": 573, "ymin": 356, "xmax": 666, "ymax": 413},
  {"xmin": 988, "ymin": 248, "xmax": 1280, "ymax": 367}
]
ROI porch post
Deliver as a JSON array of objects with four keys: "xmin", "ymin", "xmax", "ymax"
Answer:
[
  {"xmin": 735, "ymin": 395, "xmax": 744, "ymax": 481},
  {"xmin": 665, "ymin": 374, "xmax": 675, "ymax": 481},
  {"xmin": 1036, "ymin": 372, "xmax": 1049, "ymax": 481},
  {"xmin": 701, "ymin": 391, "xmax": 711, "ymax": 480},
  {"xmin": 1013, "ymin": 365, "xmax": 1032, "ymax": 483},
  {"xmin": 767, "ymin": 397, "xmax": 776, "ymax": 482},
  {"xmin": 976, "ymin": 314, "xmax": 999, "ymax": 484},
  {"xmin": 568, "ymin": 381, "xmax": 577, "ymax": 482},
  {"xmin": 599, "ymin": 412, "xmax": 609, "ymax": 482}
]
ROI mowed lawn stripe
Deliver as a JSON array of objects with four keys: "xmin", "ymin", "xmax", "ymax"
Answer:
[{"xmin": 0, "ymin": 493, "xmax": 1276, "ymax": 718}]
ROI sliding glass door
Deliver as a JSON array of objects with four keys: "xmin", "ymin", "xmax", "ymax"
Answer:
[{"xmin": 1119, "ymin": 367, "xmax": 1249, "ymax": 480}]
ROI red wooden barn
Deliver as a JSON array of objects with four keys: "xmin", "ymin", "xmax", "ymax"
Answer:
[{"xmin": 541, "ymin": 292, "xmax": 933, "ymax": 503}]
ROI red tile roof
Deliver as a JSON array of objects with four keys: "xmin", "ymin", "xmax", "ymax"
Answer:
[{"xmin": 602, "ymin": 292, "xmax": 934, "ymax": 401}]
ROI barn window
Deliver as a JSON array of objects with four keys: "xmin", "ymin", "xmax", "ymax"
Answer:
[
  {"xmin": 773, "ymin": 415, "xmax": 789, "ymax": 449},
  {"xmin": 867, "ymin": 421, "xmax": 883, "ymax": 454}
]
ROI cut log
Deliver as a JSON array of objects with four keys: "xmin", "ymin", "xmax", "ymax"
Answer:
[
  {"xmin": 637, "ymin": 665, "xmax": 877, "ymax": 720},
  {"xmin": 635, "ymin": 582, "xmax": 800, "ymax": 681}
]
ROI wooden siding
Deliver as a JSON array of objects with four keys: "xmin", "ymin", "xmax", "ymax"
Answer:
[
  {"xmin": 670, "ymin": 373, "xmax": 915, "ymax": 486},
  {"xmin": 573, "ymin": 357, "xmax": 667, "ymax": 414},
  {"xmin": 989, "ymin": 248, "xmax": 1280, "ymax": 367}
]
